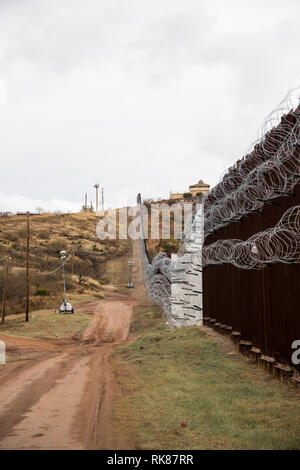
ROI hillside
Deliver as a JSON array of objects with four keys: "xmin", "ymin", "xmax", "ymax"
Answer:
[{"xmin": 0, "ymin": 211, "xmax": 129, "ymax": 315}]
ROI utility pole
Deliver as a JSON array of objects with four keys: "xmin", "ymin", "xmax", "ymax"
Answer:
[
  {"xmin": 1, "ymin": 258, "xmax": 9, "ymax": 324},
  {"xmin": 25, "ymin": 211, "xmax": 30, "ymax": 322},
  {"xmin": 94, "ymin": 183, "xmax": 100, "ymax": 212}
]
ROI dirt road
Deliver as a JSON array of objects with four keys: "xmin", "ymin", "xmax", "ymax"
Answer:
[{"xmin": 0, "ymin": 240, "xmax": 147, "ymax": 450}]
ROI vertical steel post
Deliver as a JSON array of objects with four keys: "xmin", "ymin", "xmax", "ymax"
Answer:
[
  {"xmin": 62, "ymin": 263, "xmax": 67, "ymax": 304},
  {"xmin": 25, "ymin": 211, "xmax": 30, "ymax": 322}
]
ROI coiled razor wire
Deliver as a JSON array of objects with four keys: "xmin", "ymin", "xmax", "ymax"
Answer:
[
  {"xmin": 137, "ymin": 195, "xmax": 203, "ymax": 325},
  {"xmin": 203, "ymin": 83, "xmax": 300, "ymax": 269},
  {"xmin": 138, "ymin": 84, "xmax": 300, "ymax": 312},
  {"xmin": 204, "ymin": 85, "xmax": 300, "ymax": 239},
  {"xmin": 203, "ymin": 205, "xmax": 300, "ymax": 269}
]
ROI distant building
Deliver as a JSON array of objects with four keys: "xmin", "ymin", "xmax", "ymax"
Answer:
[
  {"xmin": 170, "ymin": 180, "xmax": 210, "ymax": 200},
  {"xmin": 189, "ymin": 180, "xmax": 210, "ymax": 197},
  {"xmin": 169, "ymin": 192, "xmax": 184, "ymax": 201}
]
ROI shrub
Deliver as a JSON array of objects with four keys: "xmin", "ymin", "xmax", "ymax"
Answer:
[
  {"xmin": 34, "ymin": 288, "xmax": 49, "ymax": 297},
  {"xmin": 98, "ymin": 280, "xmax": 106, "ymax": 285},
  {"xmin": 38, "ymin": 232, "xmax": 50, "ymax": 240}
]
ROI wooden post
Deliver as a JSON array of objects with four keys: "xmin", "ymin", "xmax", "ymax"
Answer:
[
  {"xmin": 1, "ymin": 258, "xmax": 9, "ymax": 324},
  {"xmin": 25, "ymin": 211, "xmax": 30, "ymax": 322}
]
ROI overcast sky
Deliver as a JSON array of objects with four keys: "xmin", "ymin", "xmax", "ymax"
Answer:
[{"xmin": 0, "ymin": 0, "xmax": 300, "ymax": 212}]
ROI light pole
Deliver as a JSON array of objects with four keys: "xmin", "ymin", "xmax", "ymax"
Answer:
[
  {"xmin": 59, "ymin": 250, "xmax": 74, "ymax": 314},
  {"xmin": 126, "ymin": 260, "xmax": 135, "ymax": 288},
  {"xmin": 60, "ymin": 251, "xmax": 67, "ymax": 304},
  {"xmin": 94, "ymin": 183, "xmax": 100, "ymax": 212}
]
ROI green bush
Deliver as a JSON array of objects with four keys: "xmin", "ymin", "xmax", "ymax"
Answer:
[
  {"xmin": 183, "ymin": 192, "xmax": 193, "ymax": 201},
  {"xmin": 98, "ymin": 280, "xmax": 106, "ymax": 285},
  {"xmin": 34, "ymin": 288, "xmax": 49, "ymax": 297}
]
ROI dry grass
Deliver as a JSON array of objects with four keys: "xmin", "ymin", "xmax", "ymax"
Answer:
[
  {"xmin": 0, "ymin": 211, "xmax": 129, "ymax": 315},
  {"xmin": 0, "ymin": 211, "xmax": 128, "ymax": 272},
  {"xmin": 0, "ymin": 309, "xmax": 90, "ymax": 340},
  {"xmin": 113, "ymin": 306, "xmax": 300, "ymax": 450}
]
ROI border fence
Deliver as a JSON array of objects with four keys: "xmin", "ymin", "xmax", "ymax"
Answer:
[
  {"xmin": 139, "ymin": 85, "xmax": 300, "ymax": 377},
  {"xmin": 202, "ymin": 88, "xmax": 300, "ymax": 374},
  {"xmin": 203, "ymin": 187, "xmax": 300, "ymax": 372}
]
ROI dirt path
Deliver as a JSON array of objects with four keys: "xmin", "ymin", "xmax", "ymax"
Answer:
[
  {"xmin": 0, "ymin": 301, "xmax": 133, "ymax": 450},
  {"xmin": 82, "ymin": 301, "xmax": 132, "ymax": 344},
  {"xmin": 0, "ymin": 240, "xmax": 147, "ymax": 450}
]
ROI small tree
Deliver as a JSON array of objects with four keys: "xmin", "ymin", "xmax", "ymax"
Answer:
[
  {"xmin": 72, "ymin": 259, "xmax": 91, "ymax": 285},
  {"xmin": 183, "ymin": 192, "xmax": 193, "ymax": 201}
]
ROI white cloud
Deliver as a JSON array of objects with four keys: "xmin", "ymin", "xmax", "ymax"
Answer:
[
  {"xmin": 0, "ymin": 0, "xmax": 300, "ymax": 212},
  {"xmin": 0, "ymin": 193, "xmax": 81, "ymax": 213}
]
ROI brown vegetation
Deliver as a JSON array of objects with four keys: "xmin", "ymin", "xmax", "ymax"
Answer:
[{"xmin": 0, "ymin": 211, "xmax": 129, "ymax": 316}]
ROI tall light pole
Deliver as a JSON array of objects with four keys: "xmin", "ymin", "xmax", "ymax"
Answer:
[
  {"xmin": 94, "ymin": 183, "xmax": 100, "ymax": 212},
  {"xmin": 101, "ymin": 187, "xmax": 104, "ymax": 211},
  {"xmin": 58, "ymin": 250, "xmax": 74, "ymax": 314},
  {"xmin": 60, "ymin": 251, "xmax": 67, "ymax": 305},
  {"xmin": 126, "ymin": 260, "xmax": 135, "ymax": 288}
]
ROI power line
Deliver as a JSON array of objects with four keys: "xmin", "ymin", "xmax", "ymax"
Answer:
[{"xmin": 32, "ymin": 244, "xmax": 77, "ymax": 277}]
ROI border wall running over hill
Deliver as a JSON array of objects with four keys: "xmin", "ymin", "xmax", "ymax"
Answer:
[{"xmin": 138, "ymin": 85, "xmax": 300, "ymax": 378}]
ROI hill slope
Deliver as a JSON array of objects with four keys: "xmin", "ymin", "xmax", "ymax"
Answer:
[{"xmin": 0, "ymin": 211, "xmax": 129, "ymax": 314}]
